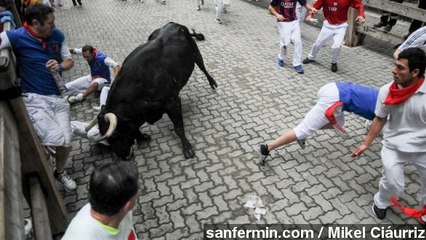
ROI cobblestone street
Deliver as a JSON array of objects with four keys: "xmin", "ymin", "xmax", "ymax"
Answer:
[{"xmin": 53, "ymin": 0, "xmax": 421, "ymax": 239}]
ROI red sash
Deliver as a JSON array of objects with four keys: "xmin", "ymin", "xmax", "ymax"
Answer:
[
  {"xmin": 391, "ymin": 196, "xmax": 426, "ymax": 222},
  {"xmin": 324, "ymin": 101, "xmax": 347, "ymax": 134}
]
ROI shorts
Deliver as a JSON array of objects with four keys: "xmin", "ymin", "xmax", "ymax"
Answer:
[{"xmin": 23, "ymin": 93, "xmax": 72, "ymax": 147}]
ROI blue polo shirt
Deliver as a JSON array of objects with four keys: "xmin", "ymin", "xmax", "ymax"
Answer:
[
  {"xmin": 90, "ymin": 50, "xmax": 111, "ymax": 81},
  {"xmin": 336, "ymin": 82, "xmax": 379, "ymax": 120},
  {"xmin": 7, "ymin": 27, "xmax": 64, "ymax": 95}
]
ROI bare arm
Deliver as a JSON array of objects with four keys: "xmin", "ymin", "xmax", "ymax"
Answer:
[
  {"xmin": 268, "ymin": 5, "xmax": 285, "ymax": 21},
  {"xmin": 112, "ymin": 65, "xmax": 121, "ymax": 79},
  {"xmin": 351, "ymin": 116, "xmax": 387, "ymax": 157},
  {"xmin": 304, "ymin": 2, "xmax": 317, "ymax": 13}
]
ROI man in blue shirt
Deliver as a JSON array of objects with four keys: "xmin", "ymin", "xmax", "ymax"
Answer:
[
  {"xmin": 259, "ymin": 82, "xmax": 379, "ymax": 165},
  {"xmin": 65, "ymin": 45, "xmax": 120, "ymax": 104},
  {"xmin": 0, "ymin": 4, "xmax": 76, "ymax": 191}
]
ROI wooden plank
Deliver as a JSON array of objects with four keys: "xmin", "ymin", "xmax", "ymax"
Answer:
[
  {"xmin": 29, "ymin": 176, "xmax": 53, "ymax": 240},
  {"xmin": 0, "ymin": 23, "xmax": 69, "ymax": 234},
  {"xmin": 0, "ymin": 103, "xmax": 25, "ymax": 240},
  {"xmin": 364, "ymin": 0, "xmax": 426, "ymax": 22},
  {"xmin": 357, "ymin": 24, "xmax": 403, "ymax": 46}
]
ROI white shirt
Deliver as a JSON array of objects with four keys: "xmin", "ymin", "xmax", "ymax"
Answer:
[
  {"xmin": 395, "ymin": 26, "xmax": 426, "ymax": 59},
  {"xmin": 375, "ymin": 80, "xmax": 426, "ymax": 152},
  {"xmin": 62, "ymin": 203, "xmax": 138, "ymax": 240}
]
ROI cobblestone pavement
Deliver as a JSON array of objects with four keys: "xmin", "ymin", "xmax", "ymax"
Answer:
[{"xmin": 54, "ymin": 0, "xmax": 421, "ymax": 239}]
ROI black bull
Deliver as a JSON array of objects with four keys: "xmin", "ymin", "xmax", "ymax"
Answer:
[{"xmin": 97, "ymin": 22, "xmax": 217, "ymax": 160}]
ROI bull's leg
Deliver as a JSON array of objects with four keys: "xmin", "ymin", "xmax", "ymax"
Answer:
[
  {"xmin": 165, "ymin": 97, "xmax": 195, "ymax": 158},
  {"xmin": 194, "ymin": 55, "xmax": 218, "ymax": 89}
]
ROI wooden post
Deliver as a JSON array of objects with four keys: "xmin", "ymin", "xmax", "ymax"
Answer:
[
  {"xmin": 29, "ymin": 176, "xmax": 53, "ymax": 240},
  {"xmin": 0, "ymin": 103, "xmax": 25, "ymax": 240},
  {"xmin": 345, "ymin": 7, "xmax": 358, "ymax": 47}
]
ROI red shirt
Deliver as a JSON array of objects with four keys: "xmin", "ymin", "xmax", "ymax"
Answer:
[{"xmin": 313, "ymin": 0, "xmax": 365, "ymax": 25}]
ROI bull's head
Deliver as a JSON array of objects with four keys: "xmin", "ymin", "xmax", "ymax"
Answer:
[{"xmin": 97, "ymin": 112, "xmax": 136, "ymax": 160}]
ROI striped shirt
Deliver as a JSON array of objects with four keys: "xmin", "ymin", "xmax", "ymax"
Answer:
[
  {"xmin": 270, "ymin": 0, "xmax": 307, "ymax": 22},
  {"xmin": 398, "ymin": 26, "xmax": 426, "ymax": 53}
]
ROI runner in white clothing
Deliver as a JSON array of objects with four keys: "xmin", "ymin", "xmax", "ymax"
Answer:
[{"xmin": 394, "ymin": 26, "xmax": 426, "ymax": 59}]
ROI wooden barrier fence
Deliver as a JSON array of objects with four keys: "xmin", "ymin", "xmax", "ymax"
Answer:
[
  {"xmin": 0, "ymin": 1, "xmax": 69, "ymax": 239},
  {"xmin": 346, "ymin": 0, "xmax": 426, "ymax": 47}
]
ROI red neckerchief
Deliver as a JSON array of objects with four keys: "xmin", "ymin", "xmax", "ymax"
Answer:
[
  {"xmin": 391, "ymin": 196, "xmax": 426, "ymax": 223},
  {"xmin": 23, "ymin": 22, "xmax": 47, "ymax": 49},
  {"xmin": 384, "ymin": 76, "xmax": 424, "ymax": 105}
]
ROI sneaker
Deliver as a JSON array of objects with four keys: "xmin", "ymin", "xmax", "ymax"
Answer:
[
  {"xmin": 371, "ymin": 204, "xmax": 387, "ymax": 220},
  {"xmin": 384, "ymin": 24, "xmax": 392, "ymax": 33},
  {"xmin": 294, "ymin": 65, "xmax": 304, "ymax": 74},
  {"xmin": 259, "ymin": 144, "xmax": 270, "ymax": 165},
  {"xmin": 197, "ymin": 5, "xmax": 201, "ymax": 10},
  {"xmin": 302, "ymin": 57, "xmax": 315, "ymax": 64},
  {"xmin": 331, "ymin": 62, "xmax": 338, "ymax": 72},
  {"xmin": 58, "ymin": 4, "xmax": 63, "ymax": 7},
  {"xmin": 215, "ymin": 18, "xmax": 222, "ymax": 24},
  {"xmin": 365, "ymin": 120, "xmax": 372, "ymax": 131},
  {"xmin": 24, "ymin": 218, "xmax": 32, "ymax": 236},
  {"xmin": 297, "ymin": 139, "xmax": 306, "ymax": 149},
  {"xmin": 419, "ymin": 215, "xmax": 426, "ymax": 226},
  {"xmin": 373, "ymin": 21, "xmax": 386, "ymax": 28},
  {"xmin": 222, "ymin": 7, "xmax": 227, "ymax": 14},
  {"xmin": 67, "ymin": 93, "xmax": 85, "ymax": 104},
  {"xmin": 93, "ymin": 105, "xmax": 102, "ymax": 111},
  {"xmin": 54, "ymin": 170, "xmax": 77, "ymax": 191},
  {"xmin": 162, "ymin": 0, "xmax": 166, "ymax": 3},
  {"xmin": 277, "ymin": 59, "xmax": 284, "ymax": 67}
]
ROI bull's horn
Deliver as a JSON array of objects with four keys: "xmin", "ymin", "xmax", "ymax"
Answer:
[
  {"xmin": 84, "ymin": 116, "xmax": 98, "ymax": 131},
  {"xmin": 104, "ymin": 113, "xmax": 118, "ymax": 137}
]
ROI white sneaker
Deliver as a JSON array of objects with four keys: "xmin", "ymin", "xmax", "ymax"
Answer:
[
  {"xmin": 93, "ymin": 105, "xmax": 102, "ymax": 111},
  {"xmin": 215, "ymin": 18, "xmax": 222, "ymax": 24},
  {"xmin": 54, "ymin": 170, "xmax": 77, "ymax": 191},
  {"xmin": 67, "ymin": 93, "xmax": 84, "ymax": 104},
  {"xmin": 196, "ymin": 5, "xmax": 201, "ymax": 10},
  {"xmin": 24, "ymin": 218, "xmax": 32, "ymax": 236}
]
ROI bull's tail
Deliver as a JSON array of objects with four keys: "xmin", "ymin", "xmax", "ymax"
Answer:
[{"xmin": 191, "ymin": 29, "xmax": 205, "ymax": 41}]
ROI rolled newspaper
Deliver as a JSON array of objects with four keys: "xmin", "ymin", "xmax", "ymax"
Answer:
[{"xmin": 46, "ymin": 62, "xmax": 67, "ymax": 97}]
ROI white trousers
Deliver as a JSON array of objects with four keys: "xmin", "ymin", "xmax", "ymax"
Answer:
[
  {"xmin": 23, "ymin": 93, "xmax": 72, "ymax": 147},
  {"xmin": 99, "ymin": 86, "xmax": 110, "ymax": 106},
  {"xmin": 294, "ymin": 83, "xmax": 344, "ymax": 140},
  {"xmin": 307, "ymin": 20, "xmax": 348, "ymax": 63},
  {"xmin": 277, "ymin": 20, "xmax": 302, "ymax": 66},
  {"xmin": 71, "ymin": 121, "xmax": 109, "ymax": 145},
  {"xmin": 65, "ymin": 75, "xmax": 109, "ymax": 95},
  {"xmin": 215, "ymin": 0, "xmax": 230, "ymax": 21},
  {"xmin": 374, "ymin": 147, "xmax": 426, "ymax": 209}
]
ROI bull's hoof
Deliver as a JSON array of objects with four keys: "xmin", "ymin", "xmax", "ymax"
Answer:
[
  {"xmin": 136, "ymin": 133, "xmax": 151, "ymax": 142},
  {"xmin": 209, "ymin": 80, "xmax": 218, "ymax": 89},
  {"xmin": 183, "ymin": 147, "xmax": 195, "ymax": 159}
]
